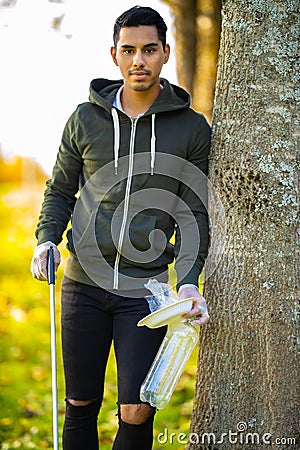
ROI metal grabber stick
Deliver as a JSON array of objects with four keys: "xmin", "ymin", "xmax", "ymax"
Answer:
[{"xmin": 48, "ymin": 246, "xmax": 59, "ymax": 450}]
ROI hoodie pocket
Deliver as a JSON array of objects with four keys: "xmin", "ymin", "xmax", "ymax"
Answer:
[
  {"xmin": 73, "ymin": 208, "xmax": 174, "ymax": 267},
  {"xmin": 121, "ymin": 212, "xmax": 173, "ymax": 267},
  {"xmin": 128, "ymin": 212, "xmax": 157, "ymax": 252}
]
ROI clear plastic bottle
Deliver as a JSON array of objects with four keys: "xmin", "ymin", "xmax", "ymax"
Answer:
[{"xmin": 140, "ymin": 321, "xmax": 199, "ymax": 409}]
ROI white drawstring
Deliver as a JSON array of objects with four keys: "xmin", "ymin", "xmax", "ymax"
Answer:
[
  {"xmin": 111, "ymin": 108, "xmax": 120, "ymax": 175},
  {"xmin": 150, "ymin": 113, "xmax": 156, "ymax": 175}
]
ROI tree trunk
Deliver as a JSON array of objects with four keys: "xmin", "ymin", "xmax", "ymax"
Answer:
[{"xmin": 189, "ymin": 0, "xmax": 299, "ymax": 448}]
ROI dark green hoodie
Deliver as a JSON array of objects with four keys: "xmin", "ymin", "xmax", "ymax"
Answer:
[{"xmin": 36, "ymin": 78, "xmax": 211, "ymax": 296}]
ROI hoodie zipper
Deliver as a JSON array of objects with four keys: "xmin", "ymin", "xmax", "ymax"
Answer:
[{"xmin": 113, "ymin": 117, "xmax": 138, "ymax": 290}]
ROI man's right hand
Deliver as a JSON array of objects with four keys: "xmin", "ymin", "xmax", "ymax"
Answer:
[{"xmin": 30, "ymin": 241, "xmax": 61, "ymax": 281}]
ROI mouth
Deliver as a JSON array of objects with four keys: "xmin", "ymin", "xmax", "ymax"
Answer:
[{"xmin": 129, "ymin": 70, "xmax": 150, "ymax": 80}]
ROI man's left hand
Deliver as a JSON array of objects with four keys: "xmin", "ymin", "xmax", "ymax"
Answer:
[{"xmin": 178, "ymin": 285, "xmax": 210, "ymax": 326}]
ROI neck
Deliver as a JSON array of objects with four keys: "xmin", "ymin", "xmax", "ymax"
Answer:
[{"xmin": 121, "ymin": 83, "xmax": 161, "ymax": 118}]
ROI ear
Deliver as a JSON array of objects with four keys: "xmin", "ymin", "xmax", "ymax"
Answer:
[
  {"xmin": 110, "ymin": 47, "xmax": 118, "ymax": 66},
  {"xmin": 163, "ymin": 44, "xmax": 170, "ymax": 64}
]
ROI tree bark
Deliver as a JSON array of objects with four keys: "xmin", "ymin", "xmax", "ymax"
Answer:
[{"xmin": 189, "ymin": 0, "xmax": 299, "ymax": 448}]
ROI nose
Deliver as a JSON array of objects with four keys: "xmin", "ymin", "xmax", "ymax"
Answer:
[{"xmin": 133, "ymin": 49, "xmax": 145, "ymax": 67}]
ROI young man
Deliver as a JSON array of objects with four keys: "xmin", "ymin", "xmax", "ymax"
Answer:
[{"xmin": 31, "ymin": 6, "xmax": 211, "ymax": 450}]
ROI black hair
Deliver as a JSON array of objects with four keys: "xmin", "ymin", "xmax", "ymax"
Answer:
[{"xmin": 113, "ymin": 5, "xmax": 168, "ymax": 49}]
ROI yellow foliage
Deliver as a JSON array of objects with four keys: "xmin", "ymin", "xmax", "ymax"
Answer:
[{"xmin": 0, "ymin": 153, "xmax": 48, "ymax": 183}]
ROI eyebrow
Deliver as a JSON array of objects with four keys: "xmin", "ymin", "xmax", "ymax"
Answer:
[{"xmin": 120, "ymin": 42, "xmax": 159, "ymax": 49}]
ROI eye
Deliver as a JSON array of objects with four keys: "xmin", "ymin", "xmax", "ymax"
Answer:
[
  {"xmin": 144, "ymin": 48, "xmax": 156, "ymax": 54},
  {"xmin": 123, "ymin": 49, "xmax": 134, "ymax": 55}
]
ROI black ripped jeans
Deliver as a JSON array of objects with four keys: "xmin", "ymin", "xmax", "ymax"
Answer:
[{"xmin": 61, "ymin": 277, "xmax": 166, "ymax": 449}]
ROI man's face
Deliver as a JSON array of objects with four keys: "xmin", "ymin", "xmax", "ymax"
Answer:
[{"xmin": 111, "ymin": 25, "xmax": 170, "ymax": 92}]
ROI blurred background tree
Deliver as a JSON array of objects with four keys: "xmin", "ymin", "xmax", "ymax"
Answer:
[{"xmin": 163, "ymin": 0, "xmax": 221, "ymax": 122}]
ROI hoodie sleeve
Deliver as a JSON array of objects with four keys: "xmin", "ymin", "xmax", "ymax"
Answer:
[
  {"xmin": 35, "ymin": 110, "xmax": 83, "ymax": 245},
  {"xmin": 174, "ymin": 114, "xmax": 211, "ymax": 291}
]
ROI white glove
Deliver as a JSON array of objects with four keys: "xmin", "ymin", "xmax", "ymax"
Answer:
[
  {"xmin": 178, "ymin": 284, "xmax": 210, "ymax": 326},
  {"xmin": 30, "ymin": 241, "xmax": 61, "ymax": 281}
]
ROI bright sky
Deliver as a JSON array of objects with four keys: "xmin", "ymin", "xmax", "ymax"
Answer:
[{"xmin": 0, "ymin": 0, "xmax": 176, "ymax": 174}]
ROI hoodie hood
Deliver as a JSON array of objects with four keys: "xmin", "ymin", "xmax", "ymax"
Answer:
[{"xmin": 88, "ymin": 78, "xmax": 191, "ymax": 176}]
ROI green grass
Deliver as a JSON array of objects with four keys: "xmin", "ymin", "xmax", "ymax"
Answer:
[{"xmin": 0, "ymin": 182, "xmax": 198, "ymax": 450}]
